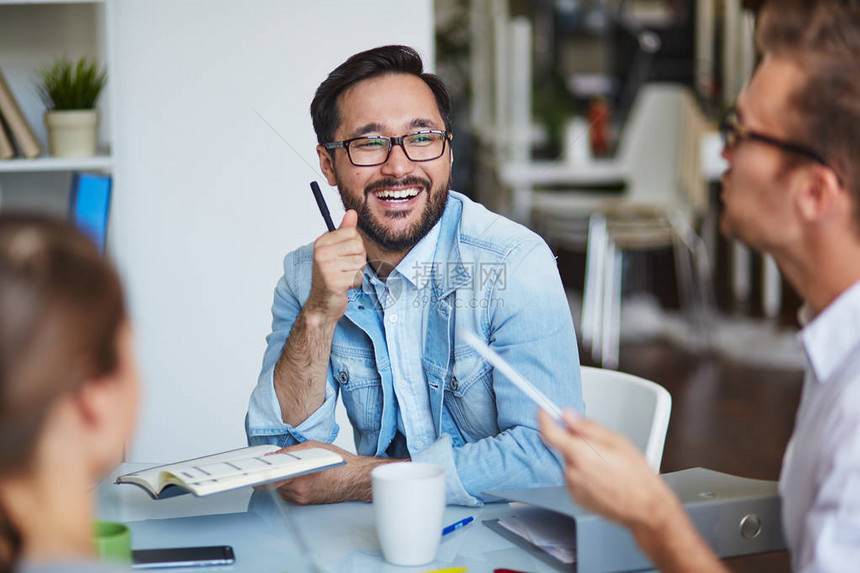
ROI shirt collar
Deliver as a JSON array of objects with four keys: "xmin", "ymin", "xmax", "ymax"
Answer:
[
  {"xmin": 800, "ymin": 279, "xmax": 860, "ymax": 384},
  {"xmin": 363, "ymin": 192, "xmax": 472, "ymax": 297},
  {"xmin": 360, "ymin": 217, "xmax": 442, "ymax": 293},
  {"xmin": 391, "ymin": 218, "xmax": 442, "ymax": 289}
]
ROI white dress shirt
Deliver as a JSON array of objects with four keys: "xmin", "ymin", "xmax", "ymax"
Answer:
[{"xmin": 780, "ymin": 280, "xmax": 860, "ymax": 572}]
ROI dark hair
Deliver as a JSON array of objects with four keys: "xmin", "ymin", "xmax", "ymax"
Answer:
[
  {"xmin": 0, "ymin": 214, "xmax": 126, "ymax": 573},
  {"xmin": 757, "ymin": 0, "xmax": 860, "ymax": 229},
  {"xmin": 310, "ymin": 45, "xmax": 452, "ymax": 145}
]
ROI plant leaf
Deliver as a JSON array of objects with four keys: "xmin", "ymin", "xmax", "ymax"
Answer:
[{"xmin": 36, "ymin": 57, "xmax": 107, "ymax": 111}]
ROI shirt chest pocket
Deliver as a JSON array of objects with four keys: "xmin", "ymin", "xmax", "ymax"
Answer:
[
  {"xmin": 443, "ymin": 349, "xmax": 499, "ymax": 438},
  {"xmin": 330, "ymin": 350, "xmax": 382, "ymax": 433}
]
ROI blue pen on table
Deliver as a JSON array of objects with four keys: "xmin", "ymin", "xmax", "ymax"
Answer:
[{"xmin": 441, "ymin": 516, "xmax": 474, "ymax": 536}]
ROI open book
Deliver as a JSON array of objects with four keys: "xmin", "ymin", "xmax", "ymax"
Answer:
[{"xmin": 116, "ymin": 445, "xmax": 345, "ymax": 499}]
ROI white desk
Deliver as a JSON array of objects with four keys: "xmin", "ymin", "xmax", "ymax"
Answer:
[
  {"xmin": 98, "ymin": 464, "xmax": 565, "ymax": 573},
  {"xmin": 501, "ymin": 160, "xmax": 627, "ymax": 188}
]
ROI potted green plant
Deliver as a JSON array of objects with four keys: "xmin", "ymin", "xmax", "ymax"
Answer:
[{"xmin": 37, "ymin": 57, "xmax": 107, "ymax": 158}]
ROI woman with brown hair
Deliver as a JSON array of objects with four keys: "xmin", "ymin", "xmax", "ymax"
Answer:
[{"xmin": 0, "ymin": 214, "xmax": 138, "ymax": 573}]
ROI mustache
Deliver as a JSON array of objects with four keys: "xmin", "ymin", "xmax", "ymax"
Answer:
[{"xmin": 364, "ymin": 176, "xmax": 430, "ymax": 195}]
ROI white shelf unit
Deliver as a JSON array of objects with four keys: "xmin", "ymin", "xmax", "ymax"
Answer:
[
  {"xmin": 0, "ymin": 153, "xmax": 112, "ymax": 173},
  {"xmin": 0, "ymin": 0, "xmax": 114, "ymax": 212},
  {"xmin": 0, "ymin": 0, "xmax": 103, "ymax": 5}
]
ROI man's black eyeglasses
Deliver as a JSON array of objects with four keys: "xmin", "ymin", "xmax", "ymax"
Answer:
[
  {"xmin": 720, "ymin": 106, "xmax": 843, "ymax": 186},
  {"xmin": 323, "ymin": 130, "xmax": 450, "ymax": 167}
]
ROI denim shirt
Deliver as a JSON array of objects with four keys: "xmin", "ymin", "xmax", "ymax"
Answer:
[{"xmin": 246, "ymin": 191, "xmax": 584, "ymax": 506}]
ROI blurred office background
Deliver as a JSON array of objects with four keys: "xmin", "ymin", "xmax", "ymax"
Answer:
[{"xmin": 0, "ymin": 3, "xmax": 798, "ymax": 568}]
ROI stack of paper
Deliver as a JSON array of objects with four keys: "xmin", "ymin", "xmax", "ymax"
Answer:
[{"xmin": 497, "ymin": 505, "xmax": 576, "ymax": 565}]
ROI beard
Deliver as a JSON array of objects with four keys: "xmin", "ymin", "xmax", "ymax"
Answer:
[{"xmin": 337, "ymin": 174, "xmax": 450, "ymax": 253}]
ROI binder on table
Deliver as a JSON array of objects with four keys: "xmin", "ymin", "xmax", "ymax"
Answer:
[
  {"xmin": 485, "ymin": 467, "xmax": 787, "ymax": 573},
  {"xmin": 70, "ymin": 172, "xmax": 112, "ymax": 253}
]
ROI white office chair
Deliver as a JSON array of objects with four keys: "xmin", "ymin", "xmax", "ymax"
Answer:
[
  {"xmin": 581, "ymin": 366, "xmax": 672, "ymax": 473},
  {"xmin": 529, "ymin": 86, "xmax": 716, "ymax": 369}
]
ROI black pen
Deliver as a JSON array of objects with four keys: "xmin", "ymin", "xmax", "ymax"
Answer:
[{"xmin": 310, "ymin": 181, "xmax": 336, "ymax": 232}]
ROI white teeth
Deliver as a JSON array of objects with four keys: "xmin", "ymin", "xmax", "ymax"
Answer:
[{"xmin": 374, "ymin": 188, "xmax": 420, "ymax": 201}]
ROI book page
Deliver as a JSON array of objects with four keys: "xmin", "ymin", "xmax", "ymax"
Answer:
[
  {"xmin": 174, "ymin": 452, "xmax": 303, "ymax": 486},
  {"xmin": 122, "ymin": 445, "xmax": 281, "ymax": 488},
  {"xmin": 119, "ymin": 445, "xmax": 343, "ymax": 496}
]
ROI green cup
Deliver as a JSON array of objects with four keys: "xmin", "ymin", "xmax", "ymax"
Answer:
[{"xmin": 93, "ymin": 520, "xmax": 131, "ymax": 564}]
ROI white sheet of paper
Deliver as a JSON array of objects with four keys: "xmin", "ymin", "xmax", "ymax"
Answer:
[{"xmin": 498, "ymin": 505, "xmax": 577, "ymax": 564}]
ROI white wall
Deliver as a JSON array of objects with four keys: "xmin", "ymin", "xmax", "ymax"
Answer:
[{"xmin": 112, "ymin": 1, "xmax": 435, "ymax": 462}]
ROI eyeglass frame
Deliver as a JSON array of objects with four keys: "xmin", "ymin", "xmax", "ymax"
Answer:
[
  {"xmin": 720, "ymin": 106, "xmax": 843, "ymax": 186},
  {"xmin": 322, "ymin": 129, "xmax": 451, "ymax": 167}
]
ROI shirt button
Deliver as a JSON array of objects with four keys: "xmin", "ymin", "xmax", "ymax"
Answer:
[
  {"xmin": 338, "ymin": 371, "xmax": 349, "ymax": 384},
  {"xmin": 450, "ymin": 376, "xmax": 459, "ymax": 391},
  {"xmin": 388, "ymin": 314, "xmax": 398, "ymax": 324}
]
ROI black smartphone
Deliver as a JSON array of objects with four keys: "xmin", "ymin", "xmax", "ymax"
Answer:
[{"xmin": 131, "ymin": 545, "xmax": 235, "ymax": 569}]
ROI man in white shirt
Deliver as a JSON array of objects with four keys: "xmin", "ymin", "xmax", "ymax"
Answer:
[{"xmin": 539, "ymin": 1, "xmax": 860, "ymax": 571}]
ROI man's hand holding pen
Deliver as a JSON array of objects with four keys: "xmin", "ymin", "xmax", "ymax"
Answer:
[
  {"xmin": 268, "ymin": 201, "xmax": 375, "ymax": 502},
  {"xmin": 305, "ymin": 209, "xmax": 366, "ymax": 323}
]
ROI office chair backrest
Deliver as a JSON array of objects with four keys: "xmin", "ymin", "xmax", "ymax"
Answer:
[
  {"xmin": 581, "ymin": 366, "xmax": 672, "ymax": 473},
  {"xmin": 678, "ymin": 89, "xmax": 710, "ymax": 213},
  {"xmin": 614, "ymin": 84, "xmax": 685, "ymax": 207}
]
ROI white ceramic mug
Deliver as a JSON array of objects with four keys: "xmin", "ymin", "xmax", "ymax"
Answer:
[{"xmin": 371, "ymin": 462, "xmax": 446, "ymax": 566}]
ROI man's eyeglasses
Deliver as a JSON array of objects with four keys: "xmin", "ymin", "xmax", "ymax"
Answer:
[
  {"xmin": 720, "ymin": 106, "xmax": 843, "ymax": 186},
  {"xmin": 323, "ymin": 130, "xmax": 450, "ymax": 167}
]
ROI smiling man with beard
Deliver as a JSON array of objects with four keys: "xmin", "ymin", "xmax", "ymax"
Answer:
[{"xmin": 245, "ymin": 45, "xmax": 583, "ymax": 506}]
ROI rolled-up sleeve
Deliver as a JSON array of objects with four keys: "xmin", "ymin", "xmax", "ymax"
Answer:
[
  {"xmin": 412, "ymin": 434, "xmax": 480, "ymax": 506},
  {"xmin": 246, "ymin": 253, "xmax": 340, "ymax": 447}
]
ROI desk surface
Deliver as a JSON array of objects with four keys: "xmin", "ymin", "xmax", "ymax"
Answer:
[
  {"xmin": 499, "ymin": 132, "xmax": 728, "ymax": 187},
  {"xmin": 98, "ymin": 463, "xmax": 568, "ymax": 573}
]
